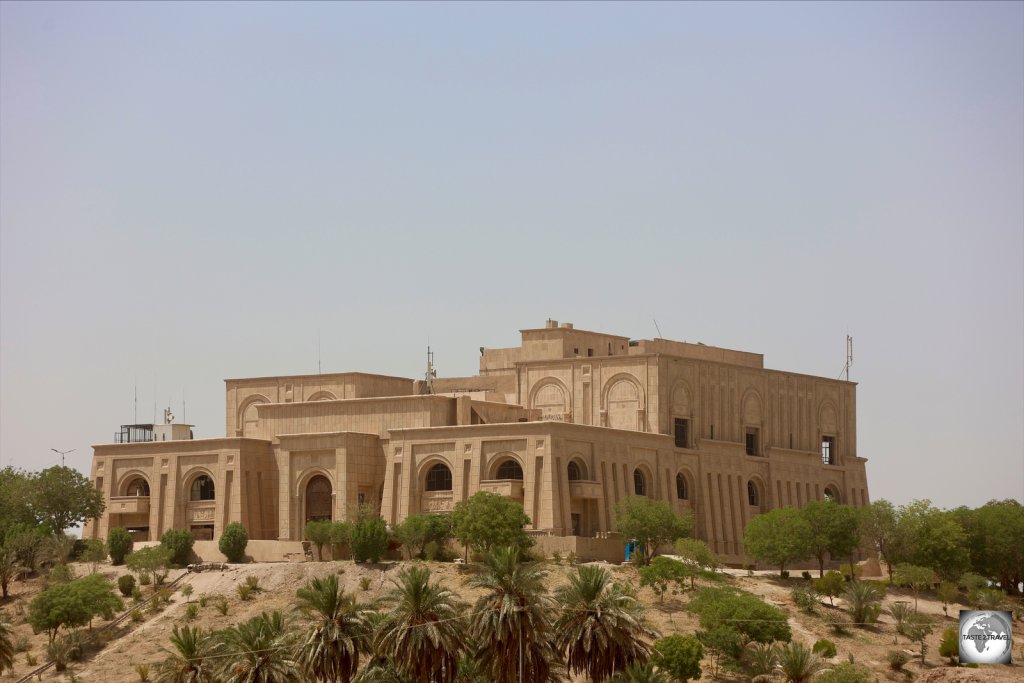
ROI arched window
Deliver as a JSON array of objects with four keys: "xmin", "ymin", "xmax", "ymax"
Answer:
[
  {"xmin": 747, "ymin": 480, "xmax": 759, "ymax": 507},
  {"xmin": 190, "ymin": 475, "xmax": 215, "ymax": 501},
  {"xmin": 567, "ymin": 461, "xmax": 582, "ymax": 481},
  {"xmin": 495, "ymin": 459, "xmax": 524, "ymax": 480},
  {"xmin": 126, "ymin": 477, "xmax": 150, "ymax": 497},
  {"xmin": 634, "ymin": 469, "xmax": 646, "ymax": 496},
  {"xmin": 824, "ymin": 486, "xmax": 840, "ymax": 503},
  {"xmin": 676, "ymin": 473, "xmax": 688, "ymax": 500},
  {"xmin": 305, "ymin": 475, "xmax": 332, "ymax": 522},
  {"xmin": 425, "ymin": 464, "xmax": 453, "ymax": 492}
]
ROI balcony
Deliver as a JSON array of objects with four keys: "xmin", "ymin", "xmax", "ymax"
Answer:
[
  {"xmin": 568, "ymin": 480, "xmax": 602, "ymax": 499},
  {"xmin": 479, "ymin": 479, "xmax": 524, "ymax": 499},
  {"xmin": 109, "ymin": 496, "xmax": 150, "ymax": 515},
  {"xmin": 421, "ymin": 491, "xmax": 454, "ymax": 512}
]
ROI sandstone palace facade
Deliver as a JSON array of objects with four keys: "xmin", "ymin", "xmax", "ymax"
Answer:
[{"xmin": 85, "ymin": 320, "xmax": 870, "ymax": 565}]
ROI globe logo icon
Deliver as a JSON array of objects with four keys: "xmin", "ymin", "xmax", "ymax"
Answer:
[{"xmin": 959, "ymin": 610, "xmax": 1012, "ymax": 665}]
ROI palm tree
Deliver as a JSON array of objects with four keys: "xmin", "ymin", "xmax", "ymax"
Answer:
[
  {"xmin": 376, "ymin": 566, "xmax": 466, "ymax": 683},
  {"xmin": 466, "ymin": 546, "xmax": 561, "ymax": 683},
  {"xmin": 216, "ymin": 611, "xmax": 299, "ymax": 683},
  {"xmin": 294, "ymin": 574, "xmax": 369, "ymax": 683},
  {"xmin": 742, "ymin": 642, "xmax": 779, "ymax": 678},
  {"xmin": 842, "ymin": 581, "xmax": 885, "ymax": 626},
  {"xmin": 0, "ymin": 619, "xmax": 15, "ymax": 676},
  {"xmin": 777, "ymin": 642, "xmax": 824, "ymax": 683},
  {"xmin": 553, "ymin": 565, "xmax": 656, "ymax": 682},
  {"xmin": 156, "ymin": 625, "xmax": 216, "ymax": 683},
  {"xmin": 608, "ymin": 661, "xmax": 668, "ymax": 683}
]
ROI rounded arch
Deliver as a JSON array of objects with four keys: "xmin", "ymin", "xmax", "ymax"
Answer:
[
  {"xmin": 294, "ymin": 468, "xmax": 336, "ymax": 498},
  {"xmin": 823, "ymin": 483, "xmax": 842, "ymax": 503},
  {"xmin": 633, "ymin": 463, "xmax": 653, "ymax": 497},
  {"xmin": 603, "ymin": 373, "xmax": 645, "ymax": 431},
  {"xmin": 117, "ymin": 471, "xmax": 151, "ymax": 497},
  {"xmin": 747, "ymin": 477, "xmax": 766, "ymax": 511},
  {"xmin": 818, "ymin": 401, "xmax": 839, "ymax": 434},
  {"xmin": 670, "ymin": 380, "xmax": 693, "ymax": 417},
  {"xmin": 741, "ymin": 389, "xmax": 763, "ymax": 426},
  {"xmin": 675, "ymin": 469, "xmax": 695, "ymax": 501},
  {"xmin": 490, "ymin": 453, "xmax": 524, "ymax": 480},
  {"xmin": 307, "ymin": 390, "xmax": 337, "ymax": 402},
  {"xmin": 419, "ymin": 458, "xmax": 454, "ymax": 492},
  {"xmin": 237, "ymin": 394, "xmax": 270, "ymax": 437},
  {"xmin": 304, "ymin": 474, "xmax": 333, "ymax": 522},
  {"xmin": 185, "ymin": 470, "xmax": 216, "ymax": 501},
  {"xmin": 602, "ymin": 373, "xmax": 645, "ymax": 408},
  {"xmin": 567, "ymin": 454, "xmax": 588, "ymax": 481},
  {"xmin": 528, "ymin": 378, "xmax": 570, "ymax": 420}
]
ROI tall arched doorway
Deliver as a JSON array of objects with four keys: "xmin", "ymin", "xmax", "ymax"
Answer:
[{"xmin": 305, "ymin": 475, "xmax": 333, "ymax": 522}]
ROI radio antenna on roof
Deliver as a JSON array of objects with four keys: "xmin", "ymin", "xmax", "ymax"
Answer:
[
  {"xmin": 425, "ymin": 346, "xmax": 437, "ymax": 394},
  {"xmin": 653, "ymin": 318, "xmax": 663, "ymax": 338},
  {"xmin": 839, "ymin": 335, "xmax": 853, "ymax": 380}
]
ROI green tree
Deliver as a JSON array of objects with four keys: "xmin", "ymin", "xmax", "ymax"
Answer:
[
  {"xmin": 859, "ymin": 500, "xmax": 909, "ymax": 583},
  {"xmin": 126, "ymin": 545, "xmax": 173, "ymax": 585},
  {"xmin": 219, "ymin": 522, "xmax": 249, "ymax": 563},
  {"xmin": 610, "ymin": 661, "xmax": 669, "ymax": 683},
  {"xmin": 812, "ymin": 571, "xmax": 845, "ymax": 607},
  {"xmin": 155, "ymin": 625, "xmax": 216, "ymax": 683},
  {"xmin": 614, "ymin": 496, "xmax": 693, "ymax": 566},
  {"xmin": 967, "ymin": 500, "xmax": 1024, "ymax": 594},
  {"xmin": 936, "ymin": 581, "xmax": 959, "ymax": 618},
  {"xmin": 5, "ymin": 525, "xmax": 46, "ymax": 573},
  {"xmin": 0, "ymin": 467, "xmax": 35, "ymax": 545},
  {"xmin": 377, "ymin": 566, "xmax": 466, "ymax": 683},
  {"xmin": 394, "ymin": 513, "xmax": 452, "ymax": 560},
  {"xmin": 639, "ymin": 557, "xmax": 688, "ymax": 603},
  {"xmin": 841, "ymin": 580, "xmax": 885, "ymax": 626},
  {"xmin": 672, "ymin": 538, "xmax": 718, "ymax": 589},
  {"xmin": 688, "ymin": 587, "xmax": 791, "ymax": 658},
  {"xmin": 451, "ymin": 492, "xmax": 532, "ymax": 557},
  {"xmin": 305, "ymin": 520, "xmax": 334, "ymax": 561},
  {"xmin": 30, "ymin": 466, "xmax": 106, "ymax": 535},
  {"xmin": 777, "ymin": 642, "xmax": 824, "ymax": 683},
  {"xmin": 295, "ymin": 573, "xmax": 370, "ymax": 683},
  {"xmin": 466, "ymin": 546, "xmax": 559, "ymax": 683},
  {"xmin": 331, "ymin": 521, "xmax": 352, "ymax": 558},
  {"xmin": 893, "ymin": 563, "xmax": 936, "ymax": 611},
  {"xmin": 216, "ymin": 611, "xmax": 299, "ymax": 683},
  {"xmin": 939, "ymin": 627, "xmax": 959, "ymax": 664},
  {"xmin": 650, "ymin": 634, "xmax": 702, "ymax": 682},
  {"xmin": 81, "ymin": 539, "xmax": 107, "ymax": 572},
  {"xmin": 553, "ymin": 564, "xmax": 656, "ymax": 682},
  {"xmin": 351, "ymin": 515, "xmax": 389, "ymax": 564},
  {"xmin": 160, "ymin": 529, "xmax": 195, "ymax": 566},
  {"xmin": 0, "ymin": 546, "xmax": 22, "ymax": 599},
  {"xmin": 802, "ymin": 500, "xmax": 860, "ymax": 577},
  {"xmin": 28, "ymin": 574, "xmax": 122, "ymax": 641},
  {"xmin": 899, "ymin": 500, "xmax": 969, "ymax": 580},
  {"xmin": 0, "ymin": 619, "xmax": 14, "ymax": 675},
  {"xmin": 743, "ymin": 507, "xmax": 811, "ymax": 576},
  {"xmin": 107, "ymin": 527, "xmax": 133, "ymax": 565}
]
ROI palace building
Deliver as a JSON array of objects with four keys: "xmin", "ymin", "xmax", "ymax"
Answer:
[{"xmin": 85, "ymin": 320, "xmax": 870, "ymax": 565}]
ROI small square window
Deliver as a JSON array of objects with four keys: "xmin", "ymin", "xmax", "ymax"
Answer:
[
  {"xmin": 587, "ymin": 348, "xmax": 594, "ymax": 357},
  {"xmin": 674, "ymin": 418, "xmax": 690, "ymax": 449},
  {"xmin": 821, "ymin": 436, "xmax": 835, "ymax": 465},
  {"xmin": 745, "ymin": 428, "xmax": 759, "ymax": 456}
]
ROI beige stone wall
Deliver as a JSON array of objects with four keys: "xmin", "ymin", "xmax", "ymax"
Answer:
[{"xmin": 251, "ymin": 395, "xmax": 457, "ymax": 441}]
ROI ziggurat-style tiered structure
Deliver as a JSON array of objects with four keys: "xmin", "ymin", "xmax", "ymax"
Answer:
[{"xmin": 86, "ymin": 320, "xmax": 870, "ymax": 565}]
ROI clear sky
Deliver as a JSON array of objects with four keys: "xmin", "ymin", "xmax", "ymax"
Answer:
[{"xmin": 1, "ymin": 1, "xmax": 1021, "ymax": 510}]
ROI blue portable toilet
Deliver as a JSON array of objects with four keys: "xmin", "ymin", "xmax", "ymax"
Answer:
[{"xmin": 624, "ymin": 539, "xmax": 643, "ymax": 562}]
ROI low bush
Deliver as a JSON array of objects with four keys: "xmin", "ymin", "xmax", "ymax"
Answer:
[
  {"xmin": 812, "ymin": 639, "xmax": 837, "ymax": 658},
  {"xmin": 939, "ymin": 627, "xmax": 958, "ymax": 664},
  {"xmin": 118, "ymin": 574, "xmax": 136, "ymax": 597},
  {"xmin": 107, "ymin": 527, "xmax": 133, "ymax": 565},
  {"xmin": 791, "ymin": 586, "xmax": 818, "ymax": 614},
  {"xmin": 886, "ymin": 650, "xmax": 909, "ymax": 671},
  {"xmin": 159, "ymin": 529, "xmax": 195, "ymax": 565},
  {"xmin": 215, "ymin": 597, "xmax": 229, "ymax": 615},
  {"xmin": 219, "ymin": 522, "xmax": 249, "ymax": 563},
  {"xmin": 237, "ymin": 584, "xmax": 253, "ymax": 601},
  {"xmin": 185, "ymin": 603, "xmax": 199, "ymax": 621}
]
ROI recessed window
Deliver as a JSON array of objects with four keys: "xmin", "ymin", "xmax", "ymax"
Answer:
[
  {"xmin": 745, "ymin": 427, "xmax": 760, "ymax": 456},
  {"xmin": 126, "ymin": 478, "xmax": 150, "ymax": 497},
  {"xmin": 674, "ymin": 418, "xmax": 690, "ymax": 449},
  {"xmin": 425, "ymin": 464, "xmax": 453, "ymax": 491},
  {"xmin": 824, "ymin": 486, "xmax": 840, "ymax": 502},
  {"xmin": 587, "ymin": 348, "xmax": 594, "ymax": 357},
  {"xmin": 676, "ymin": 473, "xmax": 688, "ymax": 500},
  {"xmin": 633, "ymin": 469, "xmax": 646, "ymax": 496},
  {"xmin": 567, "ymin": 461, "xmax": 582, "ymax": 481},
  {"xmin": 821, "ymin": 436, "xmax": 835, "ymax": 465},
  {"xmin": 495, "ymin": 459, "xmax": 524, "ymax": 480},
  {"xmin": 190, "ymin": 475, "xmax": 215, "ymax": 501},
  {"xmin": 747, "ymin": 480, "xmax": 759, "ymax": 507}
]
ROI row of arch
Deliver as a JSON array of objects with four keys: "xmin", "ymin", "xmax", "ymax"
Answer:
[{"xmin": 119, "ymin": 473, "xmax": 215, "ymax": 502}]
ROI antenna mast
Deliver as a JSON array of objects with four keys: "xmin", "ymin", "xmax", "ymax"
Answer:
[
  {"xmin": 839, "ymin": 335, "xmax": 854, "ymax": 380},
  {"xmin": 425, "ymin": 346, "xmax": 437, "ymax": 394}
]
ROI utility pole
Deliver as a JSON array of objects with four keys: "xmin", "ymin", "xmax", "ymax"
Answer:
[{"xmin": 51, "ymin": 448, "xmax": 76, "ymax": 467}]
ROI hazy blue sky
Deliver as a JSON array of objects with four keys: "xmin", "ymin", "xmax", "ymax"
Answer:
[{"xmin": 2, "ymin": 2, "xmax": 1021, "ymax": 510}]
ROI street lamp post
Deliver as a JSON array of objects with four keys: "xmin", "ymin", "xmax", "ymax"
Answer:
[{"xmin": 51, "ymin": 448, "xmax": 76, "ymax": 467}]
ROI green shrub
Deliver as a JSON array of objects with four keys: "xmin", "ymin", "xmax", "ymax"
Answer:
[
  {"xmin": 215, "ymin": 596, "xmax": 229, "ymax": 615},
  {"xmin": 791, "ymin": 586, "xmax": 818, "ymax": 614},
  {"xmin": 826, "ymin": 611, "xmax": 851, "ymax": 635},
  {"xmin": 237, "ymin": 584, "xmax": 253, "ymax": 601},
  {"xmin": 939, "ymin": 627, "xmax": 958, "ymax": 664},
  {"xmin": 218, "ymin": 522, "xmax": 249, "ymax": 562},
  {"xmin": 814, "ymin": 661, "xmax": 873, "ymax": 683},
  {"xmin": 131, "ymin": 587, "xmax": 143, "ymax": 603},
  {"xmin": 304, "ymin": 520, "xmax": 334, "ymax": 561},
  {"xmin": 813, "ymin": 571, "xmax": 846, "ymax": 607},
  {"xmin": 886, "ymin": 650, "xmax": 909, "ymax": 671},
  {"xmin": 117, "ymin": 574, "xmax": 136, "ymax": 597},
  {"xmin": 244, "ymin": 575, "xmax": 260, "ymax": 591},
  {"xmin": 651, "ymin": 634, "xmax": 703, "ymax": 682},
  {"xmin": 801, "ymin": 570, "xmax": 813, "ymax": 581},
  {"xmin": 812, "ymin": 639, "xmax": 837, "ymax": 658},
  {"xmin": 130, "ymin": 609, "xmax": 144, "ymax": 622},
  {"xmin": 160, "ymin": 529, "xmax": 194, "ymax": 565},
  {"xmin": 185, "ymin": 603, "xmax": 199, "ymax": 621},
  {"xmin": 359, "ymin": 576, "xmax": 371, "ymax": 591},
  {"xmin": 107, "ymin": 527, "xmax": 133, "ymax": 565},
  {"xmin": 688, "ymin": 587, "xmax": 791, "ymax": 658},
  {"xmin": 351, "ymin": 515, "xmax": 389, "ymax": 563},
  {"xmin": 198, "ymin": 594, "xmax": 208, "ymax": 607},
  {"xmin": 136, "ymin": 663, "xmax": 150, "ymax": 682}
]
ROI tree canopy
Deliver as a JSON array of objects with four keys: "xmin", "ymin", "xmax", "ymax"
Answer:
[
  {"xmin": 614, "ymin": 496, "xmax": 693, "ymax": 566},
  {"xmin": 0, "ymin": 466, "xmax": 104, "ymax": 539},
  {"xmin": 802, "ymin": 499, "xmax": 860, "ymax": 577},
  {"xmin": 743, "ymin": 507, "xmax": 811, "ymax": 575},
  {"xmin": 451, "ymin": 491, "xmax": 532, "ymax": 556}
]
